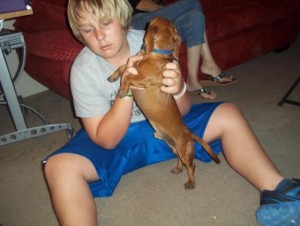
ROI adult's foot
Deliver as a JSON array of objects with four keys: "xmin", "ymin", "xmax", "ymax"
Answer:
[
  {"xmin": 186, "ymin": 81, "xmax": 217, "ymax": 100},
  {"xmin": 200, "ymin": 63, "xmax": 236, "ymax": 86}
]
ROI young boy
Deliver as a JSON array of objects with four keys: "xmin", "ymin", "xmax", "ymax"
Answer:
[{"xmin": 43, "ymin": 0, "xmax": 300, "ymax": 225}]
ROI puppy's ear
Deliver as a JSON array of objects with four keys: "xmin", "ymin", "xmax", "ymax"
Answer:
[
  {"xmin": 144, "ymin": 25, "xmax": 157, "ymax": 53},
  {"xmin": 172, "ymin": 29, "xmax": 181, "ymax": 61}
]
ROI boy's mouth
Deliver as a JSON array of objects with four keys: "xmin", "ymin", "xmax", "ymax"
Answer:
[{"xmin": 100, "ymin": 44, "xmax": 111, "ymax": 51}]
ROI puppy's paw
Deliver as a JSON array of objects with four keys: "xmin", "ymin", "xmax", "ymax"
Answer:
[
  {"xmin": 171, "ymin": 166, "xmax": 183, "ymax": 174},
  {"xmin": 107, "ymin": 74, "xmax": 118, "ymax": 82},
  {"xmin": 117, "ymin": 90, "xmax": 128, "ymax": 98},
  {"xmin": 184, "ymin": 181, "xmax": 195, "ymax": 190}
]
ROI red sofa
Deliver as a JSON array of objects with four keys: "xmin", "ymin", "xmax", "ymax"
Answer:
[{"xmin": 14, "ymin": 0, "xmax": 300, "ymax": 99}]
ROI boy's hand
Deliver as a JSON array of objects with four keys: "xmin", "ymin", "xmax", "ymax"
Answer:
[
  {"xmin": 161, "ymin": 62, "xmax": 184, "ymax": 95},
  {"xmin": 124, "ymin": 55, "xmax": 144, "ymax": 91},
  {"xmin": 123, "ymin": 55, "xmax": 144, "ymax": 77}
]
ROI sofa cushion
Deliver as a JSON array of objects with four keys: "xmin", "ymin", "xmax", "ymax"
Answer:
[
  {"xmin": 205, "ymin": 0, "xmax": 299, "ymax": 43},
  {"xmin": 40, "ymin": 0, "xmax": 67, "ymax": 7},
  {"xmin": 200, "ymin": 0, "xmax": 247, "ymax": 10},
  {"xmin": 14, "ymin": 0, "xmax": 68, "ymax": 32},
  {"xmin": 205, "ymin": 2, "xmax": 268, "ymax": 42},
  {"xmin": 23, "ymin": 29, "xmax": 83, "ymax": 61},
  {"xmin": 163, "ymin": 0, "xmax": 247, "ymax": 11},
  {"xmin": 261, "ymin": 0, "xmax": 300, "ymax": 23}
]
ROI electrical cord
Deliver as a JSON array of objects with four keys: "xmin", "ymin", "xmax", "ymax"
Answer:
[{"xmin": 0, "ymin": 100, "xmax": 49, "ymax": 125}]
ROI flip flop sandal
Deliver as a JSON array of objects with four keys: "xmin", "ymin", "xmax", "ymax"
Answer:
[
  {"xmin": 192, "ymin": 87, "xmax": 211, "ymax": 95},
  {"xmin": 191, "ymin": 87, "xmax": 217, "ymax": 99},
  {"xmin": 200, "ymin": 72, "xmax": 237, "ymax": 87}
]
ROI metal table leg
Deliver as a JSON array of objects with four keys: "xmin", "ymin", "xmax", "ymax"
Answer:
[
  {"xmin": 0, "ymin": 30, "xmax": 75, "ymax": 146},
  {"xmin": 278, "ymin": 76, "xmax": 300, "ymax": 107}
]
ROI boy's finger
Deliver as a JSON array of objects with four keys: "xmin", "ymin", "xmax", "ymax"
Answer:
[
  {"xmin": 126, "ymin": 67, "xmax": 138, "ymax": 75},
  {"xmin": 165, "ymin": 62, "xmax": 180, "ymax": 70},
  {"xmin": 127, "ymin": 55, "xmax": 143, "ymax": 66}
]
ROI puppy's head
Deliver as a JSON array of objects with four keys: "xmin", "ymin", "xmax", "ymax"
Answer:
[{"xmin": 144, "ymin": 17, "xmax": 181, "ymax": 60}]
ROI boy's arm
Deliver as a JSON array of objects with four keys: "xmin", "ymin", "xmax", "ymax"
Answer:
[
  {"xmin": 81, "ymin": 96, "xmax": 134, "ymax": 149},
  {"xmin": 161, "ymin": 62, "xmax": 192, "ymax": 116},
  {"xmin": 81, "ymin": 56, "xmax": 143, "ymax": 149},
  {"xmin": 174, "ymin": 87, "xmax": 191, "ymax": 116}
]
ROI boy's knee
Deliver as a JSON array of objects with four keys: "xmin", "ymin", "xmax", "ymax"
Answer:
[
  {"xmin": 216, "ymin": 102, "xmax": 243, "ymax": 120},
  {"xmin": 44, "ymin": 153, "xmax": 99, "ymax": 183},
  {"xmin": 223, "ymin": 102, "xmax": 241, "ymax": 112},
  {"xmin": 43, "ymin": 154, "xmax": 74, "ymax": 181}
]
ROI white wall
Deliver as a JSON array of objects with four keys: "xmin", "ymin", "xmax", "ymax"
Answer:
[{"xmin": 2, "ymin": 19, "xmax": 48, "ymax": 98}]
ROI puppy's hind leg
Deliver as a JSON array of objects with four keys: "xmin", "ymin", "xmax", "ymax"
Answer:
[
  {"xmin": 179, "ymin": 141, "xmax": 196, "ymax": 190},
  {"xmin": 171, "ymin": 157, "xmax": 183, "ymax": 174},
  {"xmin": 158, "ymin": 137, "xmax": 183, "ymax": 174},
  {"xmin": 184, "ymin": 159, "xmax": 195, "ymax": 190}
]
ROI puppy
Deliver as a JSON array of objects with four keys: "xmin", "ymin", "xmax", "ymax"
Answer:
[{"xmin": 108, "ymin": 17, "xmax": 220, "ymax": 189}]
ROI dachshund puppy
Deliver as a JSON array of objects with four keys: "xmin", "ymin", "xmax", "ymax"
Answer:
[{"xmin": 108, "ymin": 17, "xmax": 220, "ymax": 189}]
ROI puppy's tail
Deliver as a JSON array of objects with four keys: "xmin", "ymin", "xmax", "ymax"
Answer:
[{"xmin": 192, "ymin": 133, "xmax": 221, "ymax": 164}]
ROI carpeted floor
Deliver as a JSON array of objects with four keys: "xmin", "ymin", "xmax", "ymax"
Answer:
[{"xmin": 0, "ymin": 36, "xmax": 299, "ymax": 226}]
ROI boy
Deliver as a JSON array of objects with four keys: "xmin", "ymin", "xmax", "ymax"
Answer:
[{"xmin": 43, "ymin": 0, "xmax": 300, "ymax": 225}]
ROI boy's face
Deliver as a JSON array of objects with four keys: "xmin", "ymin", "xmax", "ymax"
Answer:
[{"xmin": 77, "ymin": 11, "xmax": 128, "ymax": 64}]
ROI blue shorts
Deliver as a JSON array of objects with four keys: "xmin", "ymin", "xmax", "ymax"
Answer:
[{"xmin": 43, "ymin": 102, "xmax": 223, "ymax": 197}]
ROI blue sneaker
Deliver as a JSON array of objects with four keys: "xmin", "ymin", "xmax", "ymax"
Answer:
[{"xmin": 256, "ymin": 178, "xmax": 300, "ymax": 226}]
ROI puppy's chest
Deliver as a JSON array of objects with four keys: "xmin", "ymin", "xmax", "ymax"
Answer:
[
  {"xmin": 138, "ymin": 56, "xmax": 172, "ymax": 79},
  {"xmin": 133, "ymin": 87, "xmax": 178, "ymax": 118}
]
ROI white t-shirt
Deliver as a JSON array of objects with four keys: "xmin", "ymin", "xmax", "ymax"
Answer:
[{"xmin": 70, "ymin": 29, "xmax": 146, "ymax": 123}]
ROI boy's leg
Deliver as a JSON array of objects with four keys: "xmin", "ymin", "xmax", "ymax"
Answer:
[
  {"xmin": 203, "ymin": 103, "xmax": 283, "ymax": 191},
  {"xmin": 256, "ymin": 178, "xmax": 300, "ymax": 225},
  {"xmin": 44, "ymin": 153, "xmax": 99, "ymax": 226},
  {"xmin": 203, "ymin": 102, "xmax": 300, "ymax": 224},
  {"xmin": 42, "ymin": 123, "xmax": 176, "ymax": 225}
]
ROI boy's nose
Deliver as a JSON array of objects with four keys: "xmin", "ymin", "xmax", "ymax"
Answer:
[{"xmin": 95, "ymin": 29, "xmax": 105, "ymax": 41}]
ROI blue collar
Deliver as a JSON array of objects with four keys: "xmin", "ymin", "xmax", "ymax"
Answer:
[
  {"xmin": 152, "ymin": 48, "xmax": 173, "ymax": 55},
  {"xmin": 142, "ymin": 45, "xmax": 172, "ymax": 55}
]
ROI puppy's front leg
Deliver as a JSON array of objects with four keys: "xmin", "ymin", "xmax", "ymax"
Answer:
[
  {"xmin": 118, "ymin": 75, "xmax": 133, "ymax": 98},
  {"xmin": 107, "ymin": 65, "xmax": 127, "ymax": 82}
]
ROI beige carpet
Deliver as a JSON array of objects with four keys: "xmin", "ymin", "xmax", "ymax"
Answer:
[{"xmin": 1, "ymin": 36, "xmax": 299, "ymax": 226}]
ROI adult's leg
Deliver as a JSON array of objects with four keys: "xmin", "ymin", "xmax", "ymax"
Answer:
[
  {"xmin": 44, "ymin": 153, "xmax": 99, "ymax": 226},
  {"xmin": 173, "ymin": 10, "xmax": 217, "ymax": 99},
  {"xmin": 199, "ymin": 32, "xmax": 222, "ymax": 79},
  {"xmin": 199, "ymin": 32, "xmax": 236, "ymax": 85},
  {"xmin": 131, "ymin": 0, "xmax": 200, "ymax": 29},
  {"xmin": 186, "ymin": 44, "xmax": 217, "ymax": 99},
  {"xmin": 203, "ymin": 103, "xmax": 283, "ymax": 191}
]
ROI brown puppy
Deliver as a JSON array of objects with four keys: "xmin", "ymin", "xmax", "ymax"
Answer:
[{"xmin": 108, "ymin": 17, "xmax": 220, "ymax": 189}]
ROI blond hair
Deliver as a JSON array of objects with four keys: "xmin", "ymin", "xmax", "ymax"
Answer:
[{"xmin": 67, "ymin": 0, "xmax": 133, "ymax": 43}]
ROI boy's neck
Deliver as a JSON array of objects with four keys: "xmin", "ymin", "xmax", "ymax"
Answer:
[{"xmin": 105, "ymin": 41, "xmax": 130, "ymax": 68}]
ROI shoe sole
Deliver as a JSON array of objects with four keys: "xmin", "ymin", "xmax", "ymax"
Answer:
[{"xmin": 256, "ymin": 201, "xmax": 300, "ymax": 226}]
